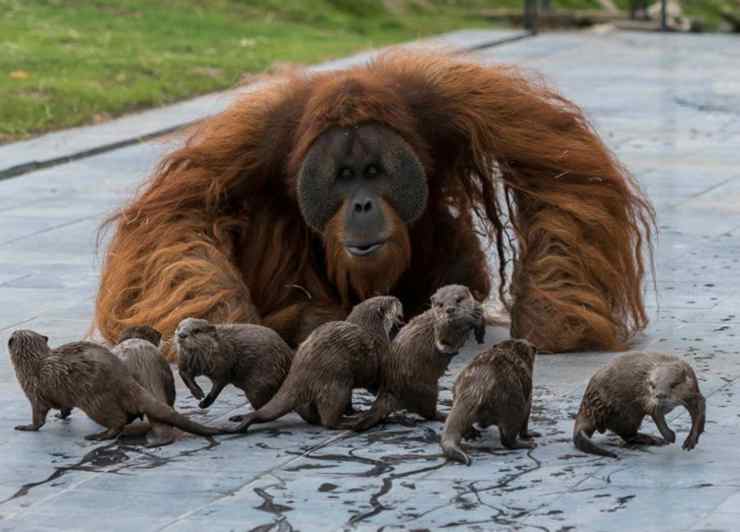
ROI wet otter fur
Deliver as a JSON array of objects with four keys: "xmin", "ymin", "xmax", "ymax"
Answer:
[
  {"xmin": 343, "ymin": 285, "xmax": 485, "ymax": 432},
  {"xmin": 573, "ymin": 351, "xmax": 706, "ymax": 459},
  {"xmin": 8, "ymin": 329, "xmax": 227, "ymax": 441},
  {"xmin": 441, "ymin": 339, "xmax": 539, "ymax": 465},
  {"xmin": 231, "ymin": 296, "xmax": 403, "ymax": 432},
  {"xmin": 112, "ymin": 325, "xmax": 178, "ymax": 447},
  {"xmin": 174, "ymin": 318, "xmax": 297, "ymax": 414}
]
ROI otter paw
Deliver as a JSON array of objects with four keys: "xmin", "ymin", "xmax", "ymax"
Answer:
[
  {"xmin": 682, "ymin": 434, "xmax": 700, "ymax": 451},
  {"xmin": 229, "ymin": 414, "xmax": 246, "ymax": 423},
  {"xmin": 521, "ymin": 430, "xmax": 541, "ymax": 439},
  {"xmin": 14, "ymin": 424, "xmax": 40, "ymax": 431}
]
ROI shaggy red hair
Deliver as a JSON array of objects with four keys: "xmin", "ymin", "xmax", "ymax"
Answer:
[{"xmin": 94, "ymin": 50, "xmax": 654, "ymax": 356}]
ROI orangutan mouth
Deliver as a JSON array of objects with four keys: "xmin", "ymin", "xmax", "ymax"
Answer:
[{"xmin": 344, "ymin": 239, "xmax": 387, "ymax": 257}]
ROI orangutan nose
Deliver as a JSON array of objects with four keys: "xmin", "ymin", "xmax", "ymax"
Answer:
[{"xmin": 353, "ymin": 197, "xmax": 374, "ymax": 214}]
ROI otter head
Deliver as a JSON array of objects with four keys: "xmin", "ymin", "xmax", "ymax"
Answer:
[
  {"xmin": 430, "ymin": 285, "xmax": 483, "ymax": 354},
  {"xmin": 8, "ymin": 330, "xmax": 49, "ymax": 356},
  {"xmin": 648, "ymin": 359, "xmax": 706, "ymax": 450},
  {"xmin": 118, "ymin": 325, "xmax": 162, "ymax": 347},
  {"xmin": 648, "ymin": 362, "xmax": 698, "ymax": 412},
  {"xmin": 173, "ymin": 317, "xmax": 218, "ymax": 401},
  {"xmin": 500, "ymin": 338, "xmax": 538, "ymax": 370},
  {"xmin": 347, "ymin": 295, "xmax": 404, "ymax": 341},
  {"xmin": 7, "ymin": 330, "xmax": 50, "ymax": 370}
]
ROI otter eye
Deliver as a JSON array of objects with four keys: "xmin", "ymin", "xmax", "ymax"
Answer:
[
  {"xmin": 337, "ymin": 167, "xmax": 354, "ymax": 181},
  {"xmin": 365, "ymin": 164, "xmax": 380, "ymax": 178},
  {"xmin": 456, "ymin": 296, "xmax": 464, "ymax": 304}
]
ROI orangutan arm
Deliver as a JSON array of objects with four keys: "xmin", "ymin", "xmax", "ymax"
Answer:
[{"xmin": 378, "ymin": 52, "xmax": 654, "ymax": 352}]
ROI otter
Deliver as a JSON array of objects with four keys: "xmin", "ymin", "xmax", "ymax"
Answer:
[
  {"xmin": 8, "ymin": 330, "xmax": 228, "ymax": 441},
  {"xmin": 112, "ymin": 325, "xmax": 178, "ymax": 447},
  {"xmin": 230, "ymin": 296, "xmax": 403, "ymax": 432},
  {"xmin": 441, "ymin": 339, "xmax": 539, "ymax": 465},
  {"xmin": 573, "ymin": 351, "xmax": 706, "ymax": 458},
  {"xmin": 174, "ymin": 318, "xmax": 297, "ymax": 415},
  {"xmin": 343, "ymin": 284, "xmax": 486, "ymax": 432}
]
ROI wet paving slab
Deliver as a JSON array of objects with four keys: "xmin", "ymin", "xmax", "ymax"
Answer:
[{"xmin": 1, "ymin": 30, "xmax": 740, "ymax": 531}]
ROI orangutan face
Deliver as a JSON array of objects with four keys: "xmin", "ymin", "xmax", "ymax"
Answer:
[{"xmin": 297, "ymin": 123, "xmax": 428, "ymax": 300}]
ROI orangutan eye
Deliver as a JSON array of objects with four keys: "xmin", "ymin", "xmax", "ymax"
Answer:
[
  {"xmin": 365, "ymin": 164, "xmax": 380, "ymax": 178},
  {"xmin": 338, "ymin": 167, "xmax": 354, "ymax": 181}
]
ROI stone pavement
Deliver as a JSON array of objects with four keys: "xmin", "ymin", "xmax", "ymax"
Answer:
[{"xmin": 1, "ymin": 29, "xmax": 739, "ymax": 532}]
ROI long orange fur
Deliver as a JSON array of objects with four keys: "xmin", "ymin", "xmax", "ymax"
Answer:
[{"xmin": 94, "ymin": 50, "xmax": 654, "ymax": 357}]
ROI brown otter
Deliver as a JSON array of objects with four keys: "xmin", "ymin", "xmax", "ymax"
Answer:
[
  {"xmin": 230, "ymin": 296, "xmax": 403, "ymax": 432},
  {"xmin": 40, "ymin": 326, "xmax": 166, "ymax": 424},
  {"xmin": 343, "ymin": 284, "xmax": 486, "ymax": 431},
  {"xmin": 441, "ymin": 339, "xmax": 539, "ymax": 465},
  {"xmin": 112, "ymin": 325, "xmax": 177, "ymax": 447},
  {"xmin": 573, "ymin": 351, "xmax": 706, "ymax": 458},
  {"xmin": 174, "ymin": 318, "xmax": 296, "ymax": 414},
  {"xmin": 8, "ymin": 329, "xmax": 228, "ymax": 441}
]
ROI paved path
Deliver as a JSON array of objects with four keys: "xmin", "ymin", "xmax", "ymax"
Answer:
[{"xmin": 1, "ymin": 30, "xmax": 739, "ymax": 531}]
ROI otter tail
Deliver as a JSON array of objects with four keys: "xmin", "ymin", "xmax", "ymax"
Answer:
[
  {"xmin": 233, "ymin": 382, "xmax": 298, "ymax": 433},
  {"xmin": 573, "ymin": 416, "xmax": 618, "ymax": 459},
  {"xmin": 136, "ymin": 387, "xmax": 224, "ymax": 436}
]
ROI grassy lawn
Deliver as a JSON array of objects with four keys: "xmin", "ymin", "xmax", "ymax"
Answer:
[{"xmin": 0, "ymin": 0, "xmax": 520, "ymax": 142}]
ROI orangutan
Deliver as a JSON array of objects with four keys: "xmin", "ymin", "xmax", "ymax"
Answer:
[{"xmin": 94, "ymin": 50, "xmax": 654, "ymax": 358}]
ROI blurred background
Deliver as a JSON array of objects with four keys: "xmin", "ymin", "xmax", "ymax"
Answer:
[{"xmin": 1, "ymin": 0, "xmax": 737, "ymax": 144}]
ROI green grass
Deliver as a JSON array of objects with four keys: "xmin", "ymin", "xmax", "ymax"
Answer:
[
  {"xmin": 681, "ymin": 0, "xmax": 738, "ymax": 30},
  {"xmin": 611, "ymin": 0, "xmax": 736, "ymax": 30},
  {"xmin": 0, "ymin": 0, "xmax": 513, "ymax": 142}
]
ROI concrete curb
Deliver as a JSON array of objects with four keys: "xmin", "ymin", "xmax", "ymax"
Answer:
[{"xmin": 0, "ymin": 29, "xmax": 531, "ymax": 181}]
